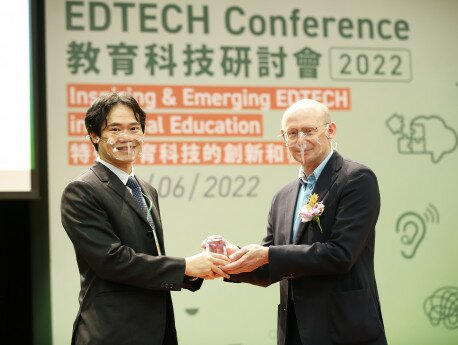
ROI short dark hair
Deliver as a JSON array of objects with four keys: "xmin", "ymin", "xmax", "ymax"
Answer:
[{"xmin": 85, "ymin": 92, "xmax": 146, "ymax": 151}]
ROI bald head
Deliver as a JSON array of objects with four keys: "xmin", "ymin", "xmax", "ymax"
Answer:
[
  {"xmin": 280, "ymin": 99, "xmax": 336, "ymax": 174},
  {"xmin": 281, "ymin": 99, "xmax": 330, "ymax": 130}
]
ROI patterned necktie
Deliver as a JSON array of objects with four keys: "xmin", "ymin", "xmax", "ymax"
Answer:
[
  {"xmin": 126, "ymin": 176, "xmax": 162, "ymax": 255},
  {"xmin": 126, "ymin": 177, "xmax": 148, "ymax": 217}
]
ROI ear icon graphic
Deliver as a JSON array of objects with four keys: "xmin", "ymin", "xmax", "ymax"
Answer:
[{"xmin": 396, "ymin": 212, "xmax": 426, "ymax": 259}]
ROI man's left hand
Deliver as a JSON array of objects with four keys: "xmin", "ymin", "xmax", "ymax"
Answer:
[{"xmin": 222, "ymin": 244, "xmax": 269, "ymax": 274}]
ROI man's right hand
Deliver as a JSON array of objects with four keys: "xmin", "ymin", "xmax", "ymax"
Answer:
[{"xmin": 185, "ymin": 252, "xmax": 230, "ymax": 279}]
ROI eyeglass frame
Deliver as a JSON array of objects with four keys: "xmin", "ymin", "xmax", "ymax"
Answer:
[
  {"xmin": 88, "ymin": 127, "xmax": 145, "ymax": 144},
  {"xmin": 279, "ymin": 123, "xmax": 330, "ymax": 143},
  {"xmin": 103, "ymin": 123, "xmax": 144, "ymax": 137}
]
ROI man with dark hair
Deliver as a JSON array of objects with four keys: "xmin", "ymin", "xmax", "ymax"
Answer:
[
  {"xmin": 61, "ymin": 92, "xmax": 229, "ymax": 345},
  {"xmin": 84, "ymin": 92, "xmax": 147, "ymax": 152}
]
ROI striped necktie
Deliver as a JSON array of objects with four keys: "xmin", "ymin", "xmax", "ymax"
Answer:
[{"xmin": 126, "ymin": 176, "xmax": 162, "ymax": 255}]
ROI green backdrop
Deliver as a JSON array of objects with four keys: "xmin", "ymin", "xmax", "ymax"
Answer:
[{"xmin": 45, "ymin": 1, "xmax": 458, "ymax": 344}]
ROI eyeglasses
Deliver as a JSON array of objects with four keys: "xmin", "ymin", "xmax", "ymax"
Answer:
[
  {"xmin": 281, "ymin": 123, "xmax": 329, "ymax": 142},
  {"xmin": 105, "ymin": 126, "xmax": 143, "ymax": 138}
]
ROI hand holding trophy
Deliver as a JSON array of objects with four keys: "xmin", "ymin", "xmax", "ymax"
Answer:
[
  {"xmin": 205, "ymin": 235, "xmax": 227, "ymax": 255},
  {"xmin": 199, "ymin": 235, "xmax": 232, "ymax": 280}
]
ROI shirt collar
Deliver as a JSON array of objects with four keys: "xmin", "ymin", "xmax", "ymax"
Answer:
[
  {"xmin": 96, "ymin": 157, "xmax": 135, "ymax": 185},
  {"xmin": 298, "ymin": 150, "xmax": 334, "ymax": 184}
]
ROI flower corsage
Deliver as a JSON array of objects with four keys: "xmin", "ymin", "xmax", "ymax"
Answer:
[{"xmin": 298, "ymin": 193, "xmax": 324, "ymax": 233}]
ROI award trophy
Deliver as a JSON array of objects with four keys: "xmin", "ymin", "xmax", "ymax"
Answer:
[{"xmin": 205, "ymin": 235, "xmax": 227, "ymax": 256}]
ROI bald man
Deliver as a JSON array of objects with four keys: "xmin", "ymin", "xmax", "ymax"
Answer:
[{"xmin": 222, "ymin": 99, "xmax": 388, "ymax": 345}]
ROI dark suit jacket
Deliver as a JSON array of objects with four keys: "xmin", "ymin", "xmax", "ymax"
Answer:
[
  {"xmin": 61, "ymin": 162, "xmax": 202, "ymax": 345},
  {"xmin": 231, "ymin": 152, "xmax": 388, "ymax": 345}
]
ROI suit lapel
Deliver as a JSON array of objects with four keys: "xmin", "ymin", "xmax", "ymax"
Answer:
[
  {"xmin": 283, "ymin": 181, "xmax": 301, "ymax": 245},
  {"xmin": 293, "ymin": 152, "xmax": 343, "ymax": 244},
  {"xmin": 91, "ymin": 163, "xmax": 152, "ymax": 229},
  {"xmin": 137, "ymin": 177, "xmax": 165, "ymax": 252},
  {"xmin": 311, "ymin": 151, "xmax": 342, "ymax": 204}
]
